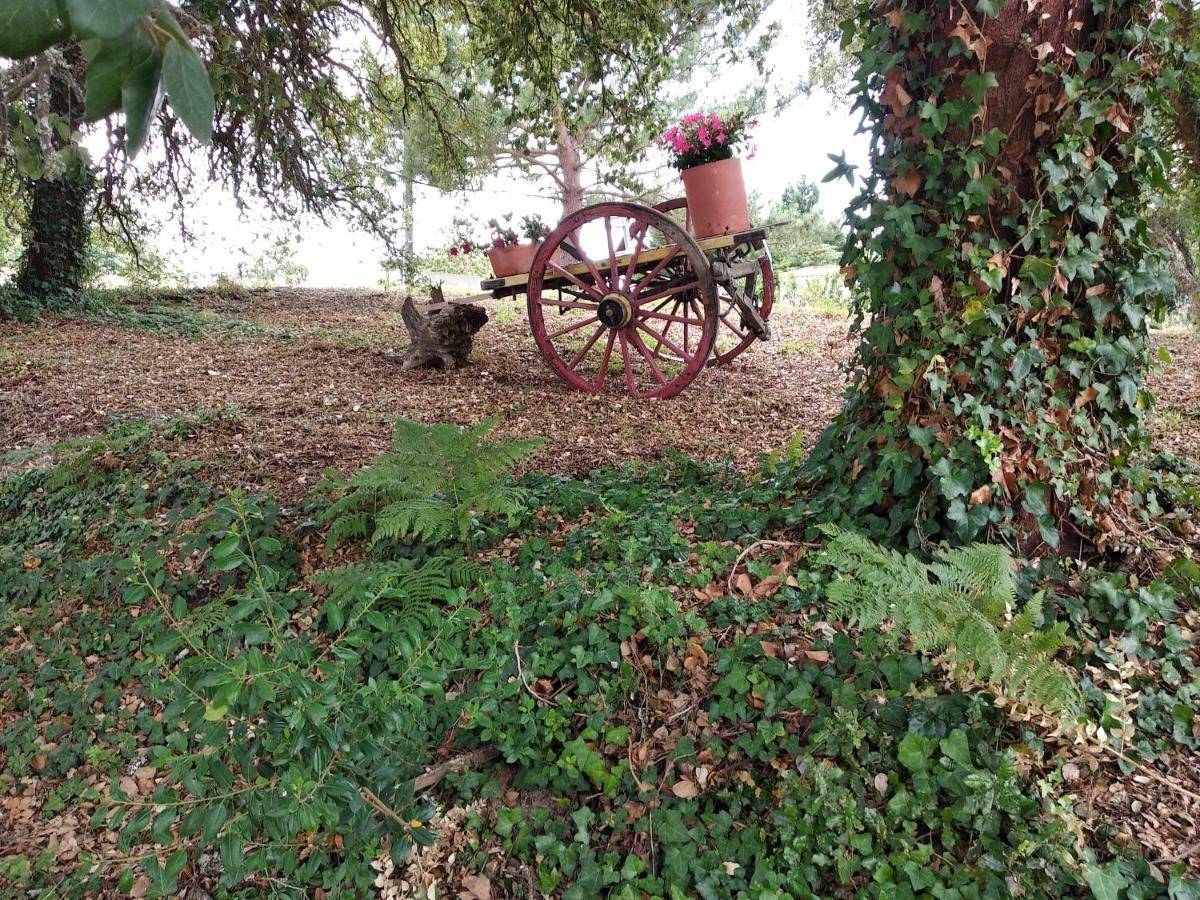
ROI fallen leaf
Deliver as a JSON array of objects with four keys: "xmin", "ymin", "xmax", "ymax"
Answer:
[
  {"xmin": 460, "ymin": 874, "xmax": 492, "ymax": 900},
  {"xmin": 672, "ymin": 780, "xmax": 700, "ymax": 798}
]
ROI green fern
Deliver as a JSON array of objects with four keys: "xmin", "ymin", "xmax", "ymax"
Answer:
[
  {"xmin": 819, "ymin": 526, "xmax": 1082, "ymax": 725},
  {"xmin": 321, "ymin": 418, "xmax": 544, "ymax": 552},
  {"xmin": 43, "ymin": 423, "xmax": 152, "ymax": 496},
  {"xmin": 311, "ymin": 556, "xmax": 479, "ymax": 609}
]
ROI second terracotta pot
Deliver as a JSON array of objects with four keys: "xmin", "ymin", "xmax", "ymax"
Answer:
[
  {"xmin": 487, "ymin": 241, "xmax": 541, "ymax": 278},
  {"xmin": 680, "ymin": 157, "xmax": 751, "ymax": 239}
]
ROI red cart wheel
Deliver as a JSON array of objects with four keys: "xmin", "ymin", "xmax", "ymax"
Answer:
[
  {"xmin": 527, "ymin": 202, "xmax": 717, "ymax": 399},
  {"xmin": 710, "ymin": 240, "xmax": 774, "ymax": 366},
  {"xmin": 642, "ymin": 199, "xmax": 772, "ymax": 368},
  {"xmin": 653, "ymin": 197, "xmax": 692, "ymax": 234}
]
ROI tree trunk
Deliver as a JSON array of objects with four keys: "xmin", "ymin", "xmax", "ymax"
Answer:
[
  {"xmin": 401, "ymin": 152, "xmax": 416, "ymax": 289},
  {"xmin": 803, "ymin": 0, "xmax": 1173, "ymax": 555},
  {"xmin": 16, "ymin": 52, "xmax": 92, "ymax": 301},
  {"xmin": 555, "ymin": 118, "xmax": 585, "ymax": 218}
]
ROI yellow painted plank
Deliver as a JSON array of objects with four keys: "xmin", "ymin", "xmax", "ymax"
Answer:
[{"xmin": 479, "ymin": 231, "xmax": 758, "ymax": 293}]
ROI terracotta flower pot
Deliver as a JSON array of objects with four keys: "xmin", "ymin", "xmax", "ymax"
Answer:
[
  {"xmin": 487, "ymin": 241, "xmax": 541, "ymax": 278},
  {"xmin": 680, "ymin": 157, "xmax": 750, "ymax": 239}
]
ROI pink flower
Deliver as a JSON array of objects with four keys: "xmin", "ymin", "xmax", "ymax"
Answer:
[
  {"xmin": 698, "ymin": 125, "xmax": 710, "ymax": 146},
  {"xmin": 715, "ymin": 132, "xmax": 726, "ymax": 144}
]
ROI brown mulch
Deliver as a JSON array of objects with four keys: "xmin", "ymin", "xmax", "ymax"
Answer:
[
  {"xmin": 1150, "ymin": 329, "xmax": 1200, "ymax": 463},
  {"xmin": 0, "ymin": 290, "xmax": 854, "ymax": 502},
  {"xmin": 1074, "ymin": 749, "xmax": 1200, "ymax": 877}
]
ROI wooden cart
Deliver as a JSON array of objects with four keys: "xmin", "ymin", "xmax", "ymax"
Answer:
[{"xmin": 477, "ymin": 199, "xmax": 775, "ymax": 399}]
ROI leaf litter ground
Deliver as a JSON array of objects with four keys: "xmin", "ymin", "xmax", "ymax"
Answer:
[{"xmin": 1, "ymin": 289, "xmax": 1199, "ymax": 895}]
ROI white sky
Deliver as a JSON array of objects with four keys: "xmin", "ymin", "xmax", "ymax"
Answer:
[{"xmin": 138, "ymin": 1, "xmax": 869, "ymax": 288}]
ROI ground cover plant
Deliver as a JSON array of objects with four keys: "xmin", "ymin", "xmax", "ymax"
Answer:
[{"xmin": 1, "ymin": 412, "xmax": 1197, "ymax": 897}]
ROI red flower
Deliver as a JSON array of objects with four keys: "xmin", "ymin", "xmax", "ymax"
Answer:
[{"xmin": 449, "ymin": 247, "xmax": 459, "ymax": 257}]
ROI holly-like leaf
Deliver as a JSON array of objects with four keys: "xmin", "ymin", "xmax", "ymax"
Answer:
[
  {"xmin": 162, "ymin": 40, "xmax": 214, "ymax": 144},
  {"xmin": 0, "ymin": 0, "xmax": 68, "ymax": 58},
  {"xmin": 121, "ymin": 44, "xmax": 164, "ymax": 157},
  {"xmin": 63, "ymin": 0, "xmax": 155, "ymax": 40},
  {"xmin": 83, "ymin": 30, "xmax": 157, "ymax": 121}
]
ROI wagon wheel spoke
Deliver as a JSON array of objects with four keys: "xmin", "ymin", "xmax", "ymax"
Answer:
[
  {"xmin": 634, "ymin": 319, "xmax": 692, "ymax": 363},
  {"xmin": 568, "ymin": 323, "xmax": 607, "ymax": 371},
  {"xmin": 631, "ymin": 245, "xmax": 682, "ymax": 299},
  {"xmin": 605, "ymin": 217, "xmax": 619, "ymax": 288},
  {"xmin": 628, "ymin": 328, "xmax": 668, "ymax": 386},
  {"xmin": 646, "ymin": 299, "xmax": 683, "ymax": 360},
  {"xmin": 595, "ymin": 329, "xmax": 617, "ymax": 390},
  {"xmin": 546, "ymin": 261, "xmax": 604, "ymax": 303},
  {"xmin": 536, "ymin": 295, "xmax": 600, "ymax": 312},
  {"xmin": 639, "ymin": 307, "xmax": 705, "ymax": 327},
  {"xmin": 636, "ymin": 278, "xmax": 702, "ymax": 306},
  {"xmin": 618, "ymin": 330, "xmax": 637, "ymax": 396},
  {"xmin": 621, "ymin": 228, "xmax": 647, "ymax": 291},
  {"xmin": 548, "ymin": 314, "xmax": 599, "ymax": 340},
  {"xmin": 719, "ymin": 312, "xmax": 749, "ymax": 341},
  {"xmin": 566, "ymin": 229, "xmax": 610, "ymax": 295}
]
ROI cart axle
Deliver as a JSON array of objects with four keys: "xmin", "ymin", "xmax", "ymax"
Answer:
[{"xmin": 598, "ymin": 292, "xmax": 634, "ymax": 329}]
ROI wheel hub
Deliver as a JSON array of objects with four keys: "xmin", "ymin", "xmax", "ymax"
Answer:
[{"xmin": 597, "ymin": 292, "xmax": 634, "ymax": 329}]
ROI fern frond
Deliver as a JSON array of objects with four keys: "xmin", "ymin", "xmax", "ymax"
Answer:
[
  {"xmin": 320, "ymin": 418, "xmax": 542, "ymax": 554},
  {"xmin": 820, "ymin": 526, "xmax": 1081, "ymax": 726}
]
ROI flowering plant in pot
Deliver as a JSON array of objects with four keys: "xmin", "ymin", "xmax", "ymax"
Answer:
[
  {"xmin": 449, "ymin": 214, "xmax": 552, "ymax": 277},
  {"xmin": 660, "ymin": 112, "xmax": 756, "ymax": 239}
]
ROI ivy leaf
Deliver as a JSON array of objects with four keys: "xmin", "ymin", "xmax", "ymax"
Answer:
[
  {"xmin": 0, "ymin": 0, "xmax": 68, "ymax": 58},
  {"xmin": 897, "ymin": 732, "xmax": 931, "ymax": 771},
  {"xmin": 823, "ymin": 151, "xmax": 858, "ymax": 185},
  {"xmin": 63, "ymin": 0, "xmax": 155, "ymax": 40},
  {"xmin": 962, "ymin": 71, "xmax": 998, "ymax": 105},
  {"xmin": 1083, "ymin": 862, "xmax": 1129, "ymax": 900},
  {"xmin": 162, "ymin": 40, "xmax": 214, "ymax": 143},
  {"xmin": 939, "ymin": 729, "xmax": 972, "ymax": 768},
  {"xmin": 1012, "ymin": 347, "xmax": 1041, "ymax": 383}
]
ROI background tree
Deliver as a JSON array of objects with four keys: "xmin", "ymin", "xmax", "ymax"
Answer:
[
  {"xmin": 801, "ymin": 0, "xmax": 1181, "ymax": 554},
  {"xmin": 462, "ymin": 0, "xmax": 775, "ymax": 216},
  {"xmin": 760, "ymin": 176, "xmax": 844, "ymax": 269},
  {"xmin": 4, "ymin": 0, "xmax": 761, "ymax": 304}
]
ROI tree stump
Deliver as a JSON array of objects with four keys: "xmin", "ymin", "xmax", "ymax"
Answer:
[{"xmin": 399, "ymin": 287, "xmax": 489, "ymax": 370}]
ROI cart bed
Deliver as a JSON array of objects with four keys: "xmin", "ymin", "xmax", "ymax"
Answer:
[{"xmin": 479, "ymin": 227, "xmax": 768, "ymax": 293}]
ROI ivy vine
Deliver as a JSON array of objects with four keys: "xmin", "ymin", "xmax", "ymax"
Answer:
[{"xmin": 802, "ymin": 0, "xmax": 1182, "ymax": 554}]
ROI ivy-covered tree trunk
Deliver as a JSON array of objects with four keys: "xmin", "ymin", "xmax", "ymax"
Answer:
[
  {"xmin": 15, "ymin": 53, "xmax": 93, "ymax": 301},
  {"xmin": 804, "ymin": 0, "xmax": 1176, "ymax": 554}
]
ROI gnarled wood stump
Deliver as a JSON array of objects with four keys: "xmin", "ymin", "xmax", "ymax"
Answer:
[{"xmin": 399, "ymin": 287, "xmax": 488, "ymax": 370}]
